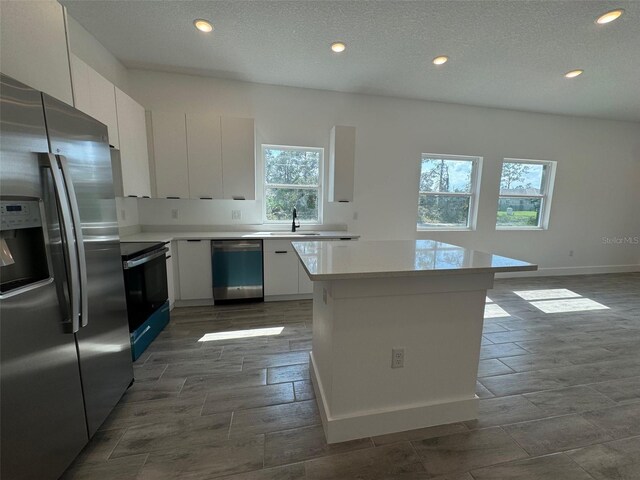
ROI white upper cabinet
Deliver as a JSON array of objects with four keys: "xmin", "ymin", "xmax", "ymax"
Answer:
[
  {"xmin": 221, "ymin": 117, "xmax": 256, "ymax": 200},
  {"xmin": 150, "ymin": 111, "xmax": 190, "ymax": 199},
  {"xmin": 186, "ymin": 113, "xmax": 223, "ymax": 200},
  {"xmin": 328, "ymin": 125, "xmax": 356, "ymax": 203},
  {"xmin": 115, "ymin": 88, "xmax": 151, "ymax": 197},
  {"xmin": 70, "ymin": 54, "xmax": 120, "ymax": 148},
  {"xmin": 0, "ymin": 0, "xmax": 73, "ymax": 105}
]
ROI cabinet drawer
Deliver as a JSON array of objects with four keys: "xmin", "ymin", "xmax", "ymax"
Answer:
[{"xmin": 263, "ymin": 239, "xmax": 295, "ymax": 254}]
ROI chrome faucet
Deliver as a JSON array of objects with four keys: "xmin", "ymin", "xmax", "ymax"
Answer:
[{"xmin": 291, "ymin": 208, "xmax": 300, "ymax": 232}]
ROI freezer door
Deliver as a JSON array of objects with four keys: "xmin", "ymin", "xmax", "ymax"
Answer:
[
  {"xmin": 42, "ymin": 94, "xmax": 133, "ymax": 436},
  {"xmin": 0, "ymin": 74, "xmax": 88, "ymax": 480}
]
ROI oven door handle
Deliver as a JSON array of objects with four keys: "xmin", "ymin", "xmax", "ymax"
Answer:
[{"xmin": 123, "ymin": 248, "xmax": 169, "ymax": 269}]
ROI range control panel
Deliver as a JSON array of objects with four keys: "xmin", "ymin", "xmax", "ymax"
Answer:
[{"xmin": 0, "ymin": 200, "xmax": 42, "ymax": 230}]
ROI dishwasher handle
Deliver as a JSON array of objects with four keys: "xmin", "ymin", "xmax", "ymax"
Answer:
[{"xmin": 212, "ymin": 240, "xmax": 262, "ymax": 252}]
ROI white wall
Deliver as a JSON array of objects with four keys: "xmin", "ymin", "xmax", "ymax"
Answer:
[
  {"xmin": 127, "ymin": 69, "xmax": 640, "ymax": 273},
  {"xmin": 66, "ymin": 15, "xmax": 129, "ymax": 91}
]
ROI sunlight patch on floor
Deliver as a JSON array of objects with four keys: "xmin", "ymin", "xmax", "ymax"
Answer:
[
  {"xmin": 484, "ymin": 303, "xmax": 511, "ymax": 318},
  {"xmin": 529, "ymin": 298, "xmax": 609, "ymax": 314},
  {"xmin": 513, "ymin": 289, "xmax": 582, "ymax": 301},
  {"xmin": 198, "ymin": 326, "xmax": 284, "ymax": 342}
]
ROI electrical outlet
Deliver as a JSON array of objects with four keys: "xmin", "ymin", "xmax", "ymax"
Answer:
[
  {"xmin": 569, "ymin": 250, "xmax": 574, "ymax": 257},
  {"xmin": 232, "ymin": 209, "xmax": 241, "ymax": 220},
  {"xmin": 171, "ymin": 209, "xmax": 178, "ymax": 219},
  {"xmin": 391, "ymin": 348, "xmax": 405, "ymax": 368}
]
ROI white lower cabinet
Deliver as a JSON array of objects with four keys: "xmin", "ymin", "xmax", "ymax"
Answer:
[
  {"xmin": 263, "ymin": 240, "xmax": 300, "ymax": 296},
  {"xmin": 177, "ymin": 240, "xmax": 213, "ymax": 300},
  {"xmin": 263, "ymin": 240, "xmax": 316, "ymax": 297}
]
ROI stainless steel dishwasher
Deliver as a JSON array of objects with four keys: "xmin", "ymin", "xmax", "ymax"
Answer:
[{"xmin": 211, "ymin": 240, "xmax": 264, "ymax": 303}]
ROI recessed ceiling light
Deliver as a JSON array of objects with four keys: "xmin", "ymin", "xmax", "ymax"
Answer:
[
  {"xmin": 331, "ymin": 42, "xmax": 346, "ymax": 53},
  {"xmin": 433, "ymin": 56, "xmax": 448, "ymax": 65},
  {"xmin": 596, "ymin": 9, "xmax": 624, "ymax": 24},
  {"xmin": 565, "ymin": 69, "xmax": 584, "ymax": 78},
  {"xmin": 194, "ymin": 19, "xmax": 213, "ymax": 33}
]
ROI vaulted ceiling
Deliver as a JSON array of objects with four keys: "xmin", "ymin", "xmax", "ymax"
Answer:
[{"xmin": 62, "ymin": 0, "xmax": 640, "ymax": 121}]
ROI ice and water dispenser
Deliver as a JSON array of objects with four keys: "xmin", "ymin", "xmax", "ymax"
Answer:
[{"xmin": 0, "ymin": 198, "xmax": 50, "ymax": 294}]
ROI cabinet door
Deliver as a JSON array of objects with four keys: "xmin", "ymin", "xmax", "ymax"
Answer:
[
  {"xmin": 329, "ymin": 126, "xmax": 356, "ymax": 202},
  {"xmin": 263, "ymin": 240, "xmax": 299, "ymax": 296},
  {"xmin": 70, "ymin": 55, "xmax": 92, "ymax": 115},
  {"xmin": 91, "ymin": 72, "xmax": 119, "ymax": 148},
  {"xmin": 177, "ymin": 240, "xmax": 213, "ymax": 300},
  {"xmin": 0, "ymin": 0, "xmax": 73, "ymax": 105},
  {"xmin": 221, "ymin": 117, "xmax": 255, "ymax": 200},
  {"xmin": 151, "ymin": 111, "xmax": 190, "ymax": 198},
  {"xmin": 115, "ymin": 88, "xmax": 151, "ymax": 197},
  {"xmin": 186, "ymin": 113, "xmax": 223, "ymax": 199},
  {"xmin": 70, "ymin": 55, "xmax": 119, "ymax": 148}
]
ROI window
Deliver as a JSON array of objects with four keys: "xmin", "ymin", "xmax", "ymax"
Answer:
[
  {"xmin": 263, "ymin": 145, "xmax": 323, "ymax": 223},
  {"xmin": 497, "ymin": 159, "xmax": 556, "ymax": 229},
  {"xmin": 417, "ymin": 154, "xmax": 481, "ymax": 230}
]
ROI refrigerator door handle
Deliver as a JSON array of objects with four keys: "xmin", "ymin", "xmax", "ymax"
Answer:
[
  {"xmin": 57, "ymin": 155, "xmax": 89, "ymax": 328},
  {"xmin": 43, "ymin": 153, "xmax": 81, "ymax": 333}
]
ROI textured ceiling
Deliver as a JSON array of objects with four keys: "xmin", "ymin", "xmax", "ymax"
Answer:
[{"xmin": 61, "ymin": 0, "xmax": 640, "ymax": 121}]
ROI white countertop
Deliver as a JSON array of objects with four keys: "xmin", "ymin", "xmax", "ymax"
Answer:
[
  {"xmin": 120, "ymin": 231, "xmax": 359, "ymax": 243},
  {"xmin": 292, "ymin": 239, "xmax": 537, "ymax": 280}
]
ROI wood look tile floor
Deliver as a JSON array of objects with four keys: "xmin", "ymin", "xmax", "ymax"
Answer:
[{"xmin": 62, "ymin": 273, "xmax": 640, "ymax": 479}]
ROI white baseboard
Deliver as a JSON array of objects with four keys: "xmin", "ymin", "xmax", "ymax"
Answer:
[
  {"xmin": 265, "ymin": 293, "xmax": 312, "ymax": 302},
  {"xmin": 496, "ymin": 264, "xmax": 640, "ymax": 279},
  {"xmin": 309, "ymin": 352, "xmax": 478, "ymax": 444}
]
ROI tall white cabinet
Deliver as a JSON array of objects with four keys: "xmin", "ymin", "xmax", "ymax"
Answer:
[
  {"xmin": 328, "ymin": 125, "xmax": 356, "ymax": 203},
  {"xmin": 186, "ymin": 113, "xmax": 223, "ymax": 200},
  {"xmin": 0, "ymin": 0, "xmax": 73, "ymax": 105},
  {"xmin": 221, "ymin": 117, "xmax": 256, "ymax": 200},
  {"xmin": 115, "ymin": 88, "xmax": 151, "ymax": 197},
  {"xmin": 150, "ymin": 112, "xmax": 190, "ymax": 199},
  {"xmin": 70, "ymin": 54, "xmax": 120, "ymax": 148}
]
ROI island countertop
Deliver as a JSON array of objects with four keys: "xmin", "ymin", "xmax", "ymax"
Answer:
[{"xmin": 292, "ymin": 239, "xmax": 537, "ymax": 280}]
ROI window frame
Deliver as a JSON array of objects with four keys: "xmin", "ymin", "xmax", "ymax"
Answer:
[
  {"xmin": 496, "ymin": 158, "xmax": 557, "ymax": 231},
  {"xmin": 261, "ymin": 144, "xmax": 324, "ymax": 225},
  {"xmin": 416, "ymin": 153, "xmax": 483, "ymax": 231}
]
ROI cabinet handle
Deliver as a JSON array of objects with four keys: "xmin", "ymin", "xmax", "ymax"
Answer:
[
  {"xmin": 199, "ymin": 197, "xmax": 213, "ymax": 200},
  {"xmin": 166, "ymin": 255, "xmax": 172, "ymax": 259},
  {"xmin": 275, "ymin": 250, "xmax": 288, "ymax": 254},
  {"xmin": 127, "ymin": 195, "xmax": 138, "ymax": 198},
  {"xmin": 187, "ymin": 239, "xmax": 201, "ymax": 242},
  {"xmin": 142, "ymin": 196, "xmax": 150, "ymax": 198},
  {"xmin": 232, "ymin": 196, "xmax": 245, "ymax": 200},
  {"xmin": 166, "ymin": 196, "xmax": 180, "ymax": 199},
  {"xmin": 338, "ymin": 200, "xmax": 350, "ymax": 203}
]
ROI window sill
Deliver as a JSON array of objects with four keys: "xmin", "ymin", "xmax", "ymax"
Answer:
[
  {"xmin": 496, "ymin": 226, "xmax": 546, "ymax": 231},
  {"xmin": 417, "ymin": 227, "xmax": 474, "ymax": 232}
]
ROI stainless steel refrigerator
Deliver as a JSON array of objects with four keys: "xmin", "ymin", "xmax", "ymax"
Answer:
[{"xmin": 0, "ymin": 74, "xmax": 133, "ymax": 480}]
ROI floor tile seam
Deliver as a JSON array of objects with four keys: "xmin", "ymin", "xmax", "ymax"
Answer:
[{"xmin": 563, "ymin": 451, "xmax": 600, "ymax": 480}]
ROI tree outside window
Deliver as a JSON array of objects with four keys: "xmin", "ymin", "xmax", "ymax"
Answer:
[
  {"xmin": 263, "ymin": 145, "xmax": 323, "ymax": 223},
  {"xmin": 417, "ymin": 155, "xmax": 481, "ymax": 229}
]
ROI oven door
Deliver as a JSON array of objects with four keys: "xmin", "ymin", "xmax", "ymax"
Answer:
[{"xmin": 123, "ymin": 247, "xmax": 168, "ymax": 331}]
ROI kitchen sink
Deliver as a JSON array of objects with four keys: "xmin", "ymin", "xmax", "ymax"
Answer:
[{"xmin": 268, "ymin": 232, "xmax": 321, "ymax": 236}]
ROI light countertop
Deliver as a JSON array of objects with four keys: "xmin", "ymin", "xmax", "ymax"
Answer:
[
  {"xmin": 292, "ymin": 239, "xmax": 537, "ymax": 280},
  {"xmin": 120, "ymin": 231, "xmax": 359, "ymax": 243}
]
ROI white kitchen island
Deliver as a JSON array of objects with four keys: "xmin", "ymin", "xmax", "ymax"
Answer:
[{"xmin": 292, "ymin": 239, "xmax": 536, "ymax": 443}]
